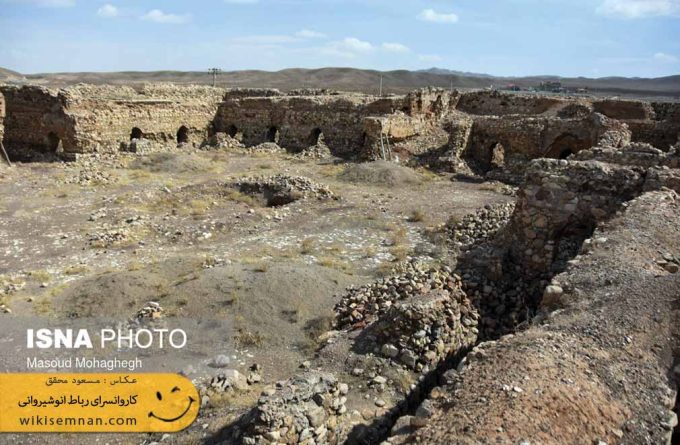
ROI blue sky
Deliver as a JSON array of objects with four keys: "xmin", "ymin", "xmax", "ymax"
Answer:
[{"xmin": 0, "ymin": 0, "xmax": 678, "ymax": 77}]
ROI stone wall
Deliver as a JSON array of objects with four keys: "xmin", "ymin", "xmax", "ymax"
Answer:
[
  {"xmin": 592, "ymin": 98, "xmax": 655, "ymax": 120},
  {"xmin": 455, "ymin": 90, "xmax": 566, "ymax": 116},
  {"xmin": 462, "ymin": 112, "xmax": 631, "ymax": 172},
  {"xmin": 2, "ymin": 83, "xmax": 678, "ymax": 165},
  {"xmin": 63, "ymin": 84, "xmax": 224, "ymax": 153},
  {"xmin": 213, "ymin": 93, "xmax": 406, "ymax": 157},
  {"xmin": 503, "ymin": 142, "xmax": 680, "ymax": 280},
  {"xmin": 0, "ymin": 86, "xmax": 74, "ymax": 158},
  {"xmin": 0, "ymin": 84, "xmax": 225, "ymax": 157}
]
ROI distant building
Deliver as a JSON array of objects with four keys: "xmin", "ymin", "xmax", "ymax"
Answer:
[{"xmin": 538, "ymin": 81, "xmax": 565, "ymax": 93}]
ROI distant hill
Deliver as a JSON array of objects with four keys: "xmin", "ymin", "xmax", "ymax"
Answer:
[
  {"xmin": 0, "ymin": 67, "xmax": 24, "ymax": 82},
  {"xmin": 2, "ymin": 66, "xmax": 679, "ymax": 98}
]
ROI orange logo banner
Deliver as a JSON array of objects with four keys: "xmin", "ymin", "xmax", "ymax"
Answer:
[{"xmin": 0, "ymin": 373, "xmax": 199, "ymax": 432}]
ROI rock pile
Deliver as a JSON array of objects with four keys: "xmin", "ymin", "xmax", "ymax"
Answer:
[
  {"xmin": 120, "ymin": 138, "xmax": 166, "ymax": 155},
  {"xmin": 374, "ymin": 289, "xmax": 478, "ymax": 371},
  {"xmin": 656, "ymin": 252, "xmax": 680, "ymax": 274},
  {"xmin": 233, "ymin": 174, "xmax": 337, "ymax": 206},
  {"xmin": 246, "ymin": 142, "xmax": 286, "ymax": 154},
  {"xmin": 445, "ymin": 203, "xmax": 515, "ymax": 249},
  {"xmin": 234, "ymin": 372, "xmax": 350, "ymax": 445},
  {"xmin": 294, "ymin": 144, "xmax": 333, "ymax": 159},
  {"xmin": 334, "ymin": 262, "xmax": 462, "ymax": 330},
  {"xmin": 87, "ymin": 228, "xmax": 130, "ymax": 248},
  {"xmin": 201, "ymin": 132, "xmax": 244, "ymax": 150},
  {"xmin": 135, "ymin": 301, "xmax": 163, "ymax": 320},
  {"xmin": 210, "ymin": 369, "xmax": 249, "ymax": 392},
  {"xmin": 63, "ymin": 167, "xmax": 116, "ymax": 186}
]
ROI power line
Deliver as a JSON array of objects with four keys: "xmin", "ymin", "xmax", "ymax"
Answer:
[{"xmin": 208, "ymin": 68, "xmax": 223, "ymax": 87}]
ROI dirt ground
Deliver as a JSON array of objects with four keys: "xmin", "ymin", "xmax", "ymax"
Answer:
[{"xmin": 0, "ymin": 149, "xmax": 513, "ymax": 445}]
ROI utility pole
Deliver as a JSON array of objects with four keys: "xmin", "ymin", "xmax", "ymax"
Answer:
[
  {"xmin": 208, "ymin": 68, "xmax": 222, "ymax": 87},
  {"xmin": 379, "ymin": 75, "xmax": 383, "ymax": 97}
]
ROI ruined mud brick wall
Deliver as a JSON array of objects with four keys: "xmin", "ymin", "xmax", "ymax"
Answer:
[
  {"xmin": 624, "ymin": 101, "xmax": 680, "ymax": 150},
  {"xmin": 358, "ymin": 89, "xmax": 461, "ymax": 160},
  {"xmin": 455, "ymin": 90, "xmax": 567, "ymax": 116},
  {"xmin": 0, "ymin": 86, "xmax": 74, "ymax": 156},
  {"xmin": 463, "ymin": 112, "xmax": 630, "ymax": 171},
  {"xmin": 64, "ymin": 84, "xmax": 225, "ymax": 153},
  {"xmin": 0, "ymin": 84, "xmax": 225, "ymax": 156},
  {"xmin": 592, "ymin": 98, "xmax": 654, "ymax": 120},
  {"xmin": 404, "ymin": 88, "xmax": 460, "ymax": 117},
  {"xmin": 213, "ymin": 92, "xmax": 407, "ymax": 157}
]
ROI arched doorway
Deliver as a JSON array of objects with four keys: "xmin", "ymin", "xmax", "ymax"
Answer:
[
  {"xmin": 266, "ymin": 126, "xmax": 279, "ymax": 143},
  {"xmin": 46, "ymin": 132, "xmax": 61, "ymax": 152},
  {"xmin": 130, "ymin": 127, "xmax": 143, "ymax": 140},
  {"xmin": 177, "ymin": 126, "xmax": 189, "ymax": 144},
  {"xmin": 558, "ymin": 148, "xmax": 573, "ymax": 159},
  {"xmin": 545, "ymin": 134, "xmax": 589, "ymax": 159},
  {"xmin": 227, "ymin": 125, "xmax": 238, "ymax": 138},
  {"xmin": 309, "ymin": 128, "xmax": 323, "ymax": 145}
]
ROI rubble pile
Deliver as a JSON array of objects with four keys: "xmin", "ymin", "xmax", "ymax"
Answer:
[
  {"xmin": 374, "ymin": 289, "xmax": 479, "ymax": 371},
  {"xmin": 444, "ymin": 203, "xmax": 515, "ymax": 250},
  {"xmin": 134, "ymin": 301, "xmax": 163, "ymax": 320},
  {"xmin": 63, "ymin": 166, "xmax": 117, "ymax": 186},
  {"xmin": 294, "ymin": 144, "xmax": 333, "ymax": 159},
  {"xmin": 246, "ymin": 142, "xmax": 287, "ymax": 154},
  {"xmin": 233, "ymin": 372, "xmax": 350, "ymax": 445},
  {"xmin": 87, "ymin": 228, "xmax": 130, "ymax": 248},
  {"xmin": 120, "ymin": 138, "xmax": 167, "ymax": 155},
  {"xmin": 233, "ymin": 174, "xmax": 337, "ymax": 206},
  {"xmin": 201, "ymin": 132, "xmax": 244, "ymax": 150},
  {"xmin": 334, "ymin": 262, "xmax": 463, "ymax": 329}
]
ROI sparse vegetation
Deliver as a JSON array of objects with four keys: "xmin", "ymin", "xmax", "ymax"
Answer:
[
  {"xmin": 64, "ymin": 264, "xmax": 90, "ymax": 275},
  {"xmin": 234, "ymin": 329, "xmax": 265, "ymax": 348},
  {"xmin": 408, "ymin": 208, "xmax": 426, "ymax": 223},
  {"xmin": 28, "ymin": 270, "xmax": 52, "ymax": 283}
]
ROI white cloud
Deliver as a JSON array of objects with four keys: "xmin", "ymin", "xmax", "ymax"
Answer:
[
  {"xmin": 320, "ymin": 37, "xmax": 374, "ymax": 59},
  {"xmin": 417, "ymin": 9, "xmax": 459, "ymax": 24},
  {"xmin": 596, "ymin": 0, "xmax": 680, "ymax": 18},
  {"xmin": 96, "ymin": 4, "xmax": 118, "ymax": 18},
  {"xmin": 382, "ymin": 42, "xmax": 410, "ymax": 53},
  {"xmin": 295, "ymin": 29, "xmax": 327, "ymax": 39},
  {"xmin": 338, "ymin": 37, "xmax": 374, "ymax": 53},
  {"xmin": 654, "ymin": 52, "xmax": 679, "ymax": 62},
  {"xmin": 141, "ymin": 9, "xmax": 190, "ymax": 24}
]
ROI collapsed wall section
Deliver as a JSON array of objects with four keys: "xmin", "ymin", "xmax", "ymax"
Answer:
[{"xmin": 0, "ymin": 85, "xmax": 75, "ymax": 159}]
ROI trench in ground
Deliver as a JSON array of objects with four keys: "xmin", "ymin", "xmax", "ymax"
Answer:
[{"xmin": 345, "ymin": 222, "xmax": 597, "ymax": 444}]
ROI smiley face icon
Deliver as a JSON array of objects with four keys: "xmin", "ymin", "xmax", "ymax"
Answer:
[{"xmin": 148, "ymin": 385, "xmax": 198, "ymax": 425}]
